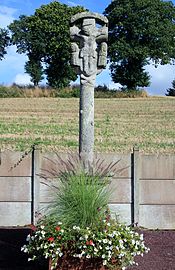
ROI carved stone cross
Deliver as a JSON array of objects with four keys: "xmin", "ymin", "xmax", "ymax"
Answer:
[{"xmin": 70, "ymin": 12, "xmax": 108, "ymax": 169}]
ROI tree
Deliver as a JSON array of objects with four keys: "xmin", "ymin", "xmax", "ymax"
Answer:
[
  {"xmin": 9, "ymin": 2, "xmax": 85, "ymax": 88},
  {"xmin": 25, "ymin": 56, "xmax": 44, "ymax": 87},
  {"xmin": 104, "ymin": 0, "xmax": 175, "ymax": 90},
  {"xmin": 165, "ymin": 79, "xmax": 175, "ymax": 96},
  {"xmin": 0, "ymin": 28, "xmax": 10, "ymax": 60}
]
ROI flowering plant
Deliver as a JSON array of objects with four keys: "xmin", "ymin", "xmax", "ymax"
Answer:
[
  {"xmin": 22, "ymin": 216, "xmax": 149, "ymax": 270},
  {"xmin": 21, "ymin": 154, "xmax": 149, "ymax": 269}
]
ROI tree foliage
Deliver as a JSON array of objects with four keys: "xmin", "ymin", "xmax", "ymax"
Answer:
[
  {"xmin": 165, "ymin": 79, "xmax": 175, "ymax": 96},
  {"xmin": 0, "ymin": 28, "xmax": 10, "ymax": 60},
  {"xmin": 25, "ymin": 56, "xmax": 44, "ymax": 87},
  {"xmin": 104, "ymin": 0, "xmax": 175, "ymax": 90},
  {"xmin": 9, "ymin": 2, "xmax": 85, "ymax": 88}
]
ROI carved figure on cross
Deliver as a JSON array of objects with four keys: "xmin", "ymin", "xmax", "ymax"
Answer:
[{"xmin": 70, "ymin": 12, "xmax": 108, "ymax": 82}]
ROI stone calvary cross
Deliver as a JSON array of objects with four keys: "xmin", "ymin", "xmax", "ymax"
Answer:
[{"xmin": 70, "ymin": 12, "xmax": 108, "ymax": 169}]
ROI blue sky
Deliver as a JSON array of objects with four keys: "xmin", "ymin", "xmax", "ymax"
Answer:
[{"xmin": 0, "ymin": 0, "xmax": 175, "ymax": 95}]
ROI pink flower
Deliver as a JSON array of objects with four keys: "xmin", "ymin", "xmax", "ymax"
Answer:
[
  {"xmin": 86, "ymin": 240, "xmax": 94, "ymax": 246},
  {"xmin": 30, "ymin": 224, "xmax": 37, "ymax": 231}
]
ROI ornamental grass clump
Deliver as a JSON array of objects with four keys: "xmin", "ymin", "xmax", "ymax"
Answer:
[
  {"xmin": 46, "ymin": 170, "xmax": 111, "ymax": 228},
  {"xmin": 40, "ymin": 153, "xmax": 120, "ymax": 228},
  {"xmin": 22, "ymin": 153, "xmax": 150, "ymax": 269}
]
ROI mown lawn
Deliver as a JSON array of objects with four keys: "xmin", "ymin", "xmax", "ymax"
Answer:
[{"xmin": 0, "ymin": 97, "xmax": 174, "ymax": 153}]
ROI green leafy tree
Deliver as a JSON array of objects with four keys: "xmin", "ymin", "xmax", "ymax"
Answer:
[
  {"xmin": 166, "ymin": 79, "xmax": 175, "ymax": 96},
  {"xmin": 9, "ymin": 2, "xmax": 85, "ymax": 88},
  {"xmin": 104, "ymin": 0, "xmax": 175, "ymax": 90},
  {"xmin": 25, "ymin": 56, "xmax": 44, "ymax": 87},
  {"xmin": 0, "ymin": 28, "xmax": 10, "ymax": 60}
]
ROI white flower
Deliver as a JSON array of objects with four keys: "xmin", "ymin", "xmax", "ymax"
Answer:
[
  {"xmin": 26, "ymin": 234, "xmax": 31, "ymax": 241},
  {"xmin": 132, "ymin": 239, "xmax": 136, "ymax": 245},
  {"xmin": 73, "ymin": 226, "xmax": 77, "ymax": 230},
  {"xmin": 140, "ymin": 234, "xmax": 144, "ymax": 240},
  {"xmin": 21, "ymin": 245, "xmax": 28, "ymax": 253},
  {"xmin": 122, "ymin": 267, "xmax": 126, "ymax": 270},
  {"xmin": 86, "ymin": 254, "xmax": 91, "ymax": 259},
  {"xmin": 45, "ymin": 253, "xmax": 49, "ymax": 258},
  {"xmin": 103, "ymin": 239, "xmax": 108, "ymax": 243},
  {"xmin": 102, "ymin": 254, "xmax": 106, "ymax": 259},
  {"xmin": 40, "ymin": 225, "xmax": 45, "ymax": 229},
  {"xmin": 103, "ymin": 260, "xmax": 107, "ymax": 265},
  {"xmin": 84, "ymin": 234, "xmax": 88, "ymax": 240}
]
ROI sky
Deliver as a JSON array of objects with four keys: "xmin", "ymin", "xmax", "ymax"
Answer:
[{"xmin": 0, "ymin": 0, "xmax": 175, "ymax": 95}]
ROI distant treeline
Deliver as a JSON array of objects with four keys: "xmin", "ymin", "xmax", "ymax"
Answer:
[{"xmin": 0, "ymin": 84, "xmax": 149, "ymax": 98}]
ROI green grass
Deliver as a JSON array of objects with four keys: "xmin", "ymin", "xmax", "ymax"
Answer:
[{"xmin": 0, "ymin": 97, "xmax": 174, "ymax": 153}]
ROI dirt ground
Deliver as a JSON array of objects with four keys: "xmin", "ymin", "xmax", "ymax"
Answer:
[{"xmin": 0, "ymin": 228, "xmax": 175, "ymax": 270}]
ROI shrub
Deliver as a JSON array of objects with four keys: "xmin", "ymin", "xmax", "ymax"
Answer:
[
  {"xmin": 0, "ymin": 85, "xmax": 23, "ymax": 97},
  {"xmin": 165, "ymin": 79, "xmax": 175, "ymax": 96},
  {"xmin": 0, "ymin": 84, "xmax": 148, "ymax": 98},
  {"xmin": 55, "ymin": 86, "xmax": 80, "ymax": 98}
]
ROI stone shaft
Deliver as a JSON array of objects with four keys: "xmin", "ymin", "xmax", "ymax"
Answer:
[{"xmin": 79, "ymin": 80, "xmax": 94, "ymax": 168}]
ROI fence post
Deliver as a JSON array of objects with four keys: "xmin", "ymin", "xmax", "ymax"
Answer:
[
  {"xmin": 31, "ymin": 146, "xmax": 41, "ymax": 225},
  {"xmin": 131, "ymin": 147, "xmax": 140, "ymax": 226}
]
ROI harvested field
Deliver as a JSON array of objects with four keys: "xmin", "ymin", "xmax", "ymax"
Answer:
[{"xmin": 0, "ymin": 97, "xmax": 174, "ymax": 153}]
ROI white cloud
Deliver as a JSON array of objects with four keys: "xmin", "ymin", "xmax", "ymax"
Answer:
[
  {"xmin": 67, "ymin": 1, "xmax": 78, "ymax": 6},
  {"xmin": 1, "ymin": 45, "xmax": 27, "ymax": 72},
  {"xmin": 14, "ymin": 73, "xmax": 32, "ymax": 85},
  {"xmin": 0, "ymin": 5, "xmax": 17, "ymax": 27},
  {"xmin": 0, "ymin": 45, "xmax": 27, "ymax": 85},
  {"xmin": 145, "ymin": 64, "xmax": 175, "ymax": 96}
]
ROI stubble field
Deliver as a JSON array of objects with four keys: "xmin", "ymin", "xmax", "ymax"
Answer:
[{"xmin": 0, "ymin": 97, "xmax": 174, "ymax": 153}]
